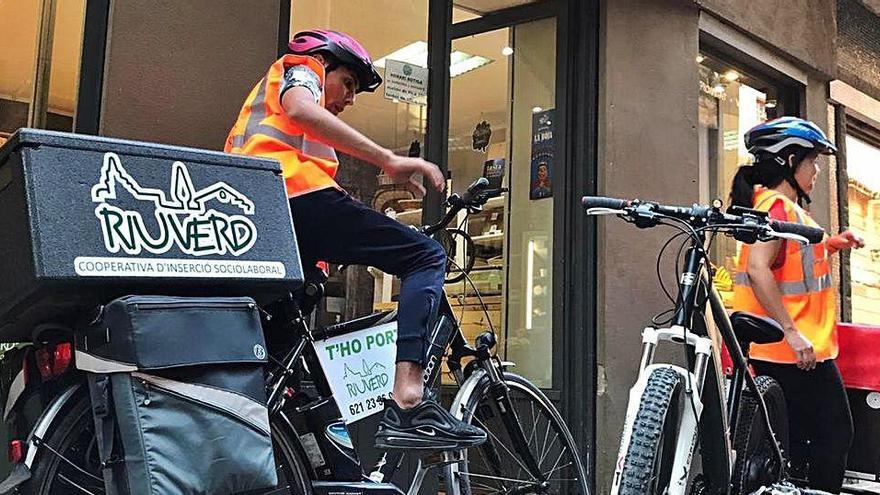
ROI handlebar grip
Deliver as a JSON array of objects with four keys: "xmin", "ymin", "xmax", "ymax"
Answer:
[
  {"xmin": 769, "ymin": 220, "xmax": 825, "ymax": 244},
  {"xmin": 581, "ymin": 196, "xmax": 630, "ymax": 211}
]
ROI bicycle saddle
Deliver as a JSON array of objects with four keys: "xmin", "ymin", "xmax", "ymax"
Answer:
[{"xmin": 730, "ymin": 311, "xmax": 785, "ymax": 345}]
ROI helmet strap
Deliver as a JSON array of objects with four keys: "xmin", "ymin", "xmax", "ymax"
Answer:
[{"xmin": 784, "ymin": 154, "xmax": 811, "ymax": 207}]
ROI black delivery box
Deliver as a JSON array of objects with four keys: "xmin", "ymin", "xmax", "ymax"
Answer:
[{"xmin": 0, "ymin": 129, "xmax": 303, "ymax": 342}]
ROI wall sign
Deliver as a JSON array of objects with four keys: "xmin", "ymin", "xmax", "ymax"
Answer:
[{"xmin": 383, "ymin": 60, "xmax": 428, "ymax": 106}]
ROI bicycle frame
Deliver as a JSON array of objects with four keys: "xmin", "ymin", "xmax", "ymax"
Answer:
[
  {"xmin": 262, "ymin": 286, "xmax": 547, "ymax": 494},
  {"xmin": 610, "ymin": 235, "xmax": 785, "ymax": 495}
]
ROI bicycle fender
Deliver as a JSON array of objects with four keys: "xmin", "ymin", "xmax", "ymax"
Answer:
[
  {"xmin": 449, "ymin": 368, "xmax": 488, "ymax": 422},
  {"xmin": 0, "ymin": 383, "xmax": 82, "ymax": 494}
]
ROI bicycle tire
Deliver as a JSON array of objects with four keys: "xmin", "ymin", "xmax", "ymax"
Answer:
[
  {"xmin": 444, "ymin": 371, "xmax": 590, "ymax": 495},
  {"xmin": 731, "ymin": 375, "xmax": 789, "ymax": 494},
  {"xmin": 617, "ymin": 366, "xmax": 685, "ymax": 495},
  {"xmin": 22, "ymin": 390, "xmax": 313, "ymax": 494}
]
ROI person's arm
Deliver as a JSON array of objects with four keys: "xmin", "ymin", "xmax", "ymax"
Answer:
[
  {"xmin": 281, "ymin": 87, "xmax": 444, "ymax": 193},
  {"xmin": 746, "ymin": 239, "xmax": 817, "ymax": 370}
]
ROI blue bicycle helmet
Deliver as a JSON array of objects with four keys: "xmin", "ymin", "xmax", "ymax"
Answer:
[
  {"xmin": 743, "ymin": 117, "xmax": 836, "ymax": 206},
  {"xmin": 744, "ymin": 117, "xmax": 837, "ymax": 157}
]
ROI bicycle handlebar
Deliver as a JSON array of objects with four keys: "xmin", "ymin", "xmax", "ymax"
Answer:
[
  {"xmin": 423, "ymin": 178, "xmax": 506, "ymax": 235},
  {"xmin": 766, "ymin": 220, "xmax": 825, "ymax": 244},
  {"xmin": 581, "ymin": 195, "xmax": 825, "ymax": 244}
]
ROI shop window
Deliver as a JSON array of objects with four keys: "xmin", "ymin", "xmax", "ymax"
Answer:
[
  {"xmin": 698, "ymin": 51, "xmax": 798, "ymax": 307},
  {"xmin": 843, "ymin": 133, "xmax": 880, "ymax": 324},
  {"xmin": 0, "ymin": 0, "xmax": 85, "ymax": 144},
  {"xmin": 291, "ymin": 2, "xmax": 558, "ymax": 388}
]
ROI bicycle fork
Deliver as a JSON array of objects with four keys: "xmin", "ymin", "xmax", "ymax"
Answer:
[{"xmin": 610, "ymin": 326, "xmax": 714, "ymax": 495}]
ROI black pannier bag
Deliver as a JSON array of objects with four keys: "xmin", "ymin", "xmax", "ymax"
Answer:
[{"xmin": 75, "ymin": 295, "xmax": 276, "ymax": 494}]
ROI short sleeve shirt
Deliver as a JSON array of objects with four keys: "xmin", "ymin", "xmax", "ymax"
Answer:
[
  {"xmin": 767, "ymin": 199, "xmax": 788, "ymax": 269},
  {"xmin": 280, "ymin": 65, "xmax": 322, "ymax": 104}
]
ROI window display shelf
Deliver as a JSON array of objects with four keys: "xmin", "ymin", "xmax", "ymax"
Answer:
[
  {"xmin": 472, "ymin": 232, "xmax": 504, "ymax": 246},
  {"xmin": 390, "ymin": 194, "xmax": 505, "ymax": 226}
]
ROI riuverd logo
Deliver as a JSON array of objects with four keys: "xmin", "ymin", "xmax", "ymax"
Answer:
[{"xmin": 90, "ymin": 152, "xmax": 258, "ymax": 257}]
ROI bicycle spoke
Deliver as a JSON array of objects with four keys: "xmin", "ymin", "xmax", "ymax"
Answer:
[
  {"xmin": 539, "ymin": 413, "xmax": 552, "ymax": 462},
  {"xmin": 538, "ymin": 430, "xmax": 559, "ymax": 467},
  {"xmin": 458, "ymin": 475, "xmax": 504, "ymax": 493},
  {"xmin": 472, "ymin": 414, "xmax": 532, "ymax": 476},
  {"xmin": 473, "ymin": 442, "xmax": 502, "ymax": 490},
  {"xmin": 57, "ymin": 473, "xmax": 103, "ymax": 495},
  {"xmin": 39, "ymin": 439, "xmax": 104, "ymax": 483},
  {"xmin": 546, "ymin": 446, "xmax": 568, "ymax": 479},
  {"xmin": 528, "ymin": 401, "xmax": 538, "ymax": 452},
  {"xmin": 544, "ymin": 460, "xmax": 574, "ymax": 478}
]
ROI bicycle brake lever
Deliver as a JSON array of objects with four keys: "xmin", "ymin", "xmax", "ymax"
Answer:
[{"xmin": 768, "ymin": 231, "xmax": 810, "ymax": 244}]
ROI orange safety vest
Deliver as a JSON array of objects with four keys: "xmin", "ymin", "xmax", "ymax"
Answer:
[
  {"xmin": 733, "ymin": 188, "xmax": 838, "ymax": 364},
  {"xmin": 225, "ymin": 54, "xmax": 340, "ymax": 198}
]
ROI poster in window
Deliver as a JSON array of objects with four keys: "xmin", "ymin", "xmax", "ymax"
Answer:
[
  {"xmin": 530, "ymin": 109, "xmax": 554, "ymax": 200},
  {"xmin": 482, "ymin": 158, "xmax": 505, "ymax": 189}
]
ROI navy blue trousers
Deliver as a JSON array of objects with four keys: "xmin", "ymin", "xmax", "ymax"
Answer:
[{"xmin": 289, "ymin": 189, "xmax": 446, "ymax": 366}]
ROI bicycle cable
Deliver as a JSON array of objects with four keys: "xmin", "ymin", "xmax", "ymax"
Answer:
[
  {"xmin": 643, "ymin": 212, "xmax": 711, "ymax": 480},
  {"xmin": 445, "ymin": 253, "xmax": 497, "ymax": 335}
]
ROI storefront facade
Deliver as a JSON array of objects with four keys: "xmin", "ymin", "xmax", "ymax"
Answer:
[{"xmin": 3, "ymin": 0, "xmax": 880, "ymax": 490}]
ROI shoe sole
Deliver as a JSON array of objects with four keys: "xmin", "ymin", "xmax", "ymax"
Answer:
[{"xmin": 374, "ymin": 431, "xmax": 487, "ymax": 452}]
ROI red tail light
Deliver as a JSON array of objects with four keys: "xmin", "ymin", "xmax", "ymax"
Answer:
[
  {"xmin": 52, "ymin": 343, "xmax": 72, "ymax": 376},
  {"xmin": 34, "ymin": 343, "xmax": 73, "ymax": 380},
  {"xmin": 8, "ymin": 440, "xmax": 23, "ymax": 464}
]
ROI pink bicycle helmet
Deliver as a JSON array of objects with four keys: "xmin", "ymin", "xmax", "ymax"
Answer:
[{"xmin": 288, "ymin": 29, "xmax": 382, "ymax": 93}]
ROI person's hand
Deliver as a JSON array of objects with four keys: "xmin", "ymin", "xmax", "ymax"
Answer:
[
  {"xmin": 784, "ymin": 328, "xmax": 816, "ymax": 370},
  {"xmin": 381, "ymin": 154, "xmax": 445, "ymax": 197},
  {"xmin": 827, "ymin": 230, "xmax": 865, "ymax": 253}
]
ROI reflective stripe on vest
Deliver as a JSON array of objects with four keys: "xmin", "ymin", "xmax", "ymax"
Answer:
[
  {"xmin": 229, "ymin": 76, "xmax": 337, "ymax": 161},
  {"xmin": 225, "ymin": 54, "xmax": 340, "ymax": 197},
  {"xmin": 733, "ymin": 271, "xmax": 832, "ymax": 295}
]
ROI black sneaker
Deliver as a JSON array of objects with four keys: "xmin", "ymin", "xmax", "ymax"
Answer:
[{"xmin": 374, "ymin": 398, "xmax": 487, "ymax": 451}]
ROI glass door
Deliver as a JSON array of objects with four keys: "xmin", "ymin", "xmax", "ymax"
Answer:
[{"xmin": 444, "ymin": 11, "xmax": 557, "ymax": 387}]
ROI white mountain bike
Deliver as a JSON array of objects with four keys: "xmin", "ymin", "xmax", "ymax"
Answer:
[{"xmin": 583, "ymin": 196, "xmax": 827, "ymax": 495}]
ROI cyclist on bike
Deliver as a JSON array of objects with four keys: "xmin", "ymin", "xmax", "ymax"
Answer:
[
  {"xmin": 224, "ymin": 29, "xmax": 485, "ymax": 451},
  {"xmin": 729, "ymin": 117, "xmax": 864, "ymax": 492}
]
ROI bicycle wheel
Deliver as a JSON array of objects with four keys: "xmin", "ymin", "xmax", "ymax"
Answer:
[
  {"xmin": 22, "ymin": 390, "xmax": 312, "ymax": 494},
  {"xmin": 444, "ymin": 371, "xmax": 590, "ymax": 495},
  {"xmin": 617, "ymin": 366, "xmax": 685, "ymax": 495},
  {"xmin": 731, "ymin": 375, "xmax": 789, "ymax": 494}
]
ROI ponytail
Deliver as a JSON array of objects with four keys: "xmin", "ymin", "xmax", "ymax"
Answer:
[
  {"xmin": 728, "ymin": 145, "xmax": 808, "ymax": 208},
  {"xmin": 729, "ymin": 165, "xmax": 757, "ymax": 208}
]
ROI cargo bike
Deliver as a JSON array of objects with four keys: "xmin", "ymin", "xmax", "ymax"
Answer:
[{"xmin": 0, "ymin": 129, "xmax": 588, "ymax": 495}]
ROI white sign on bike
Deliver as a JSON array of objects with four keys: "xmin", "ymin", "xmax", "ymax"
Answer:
[{"xmin": 314, "ymin": 322, "xmax": 398, "ymax": 423}]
